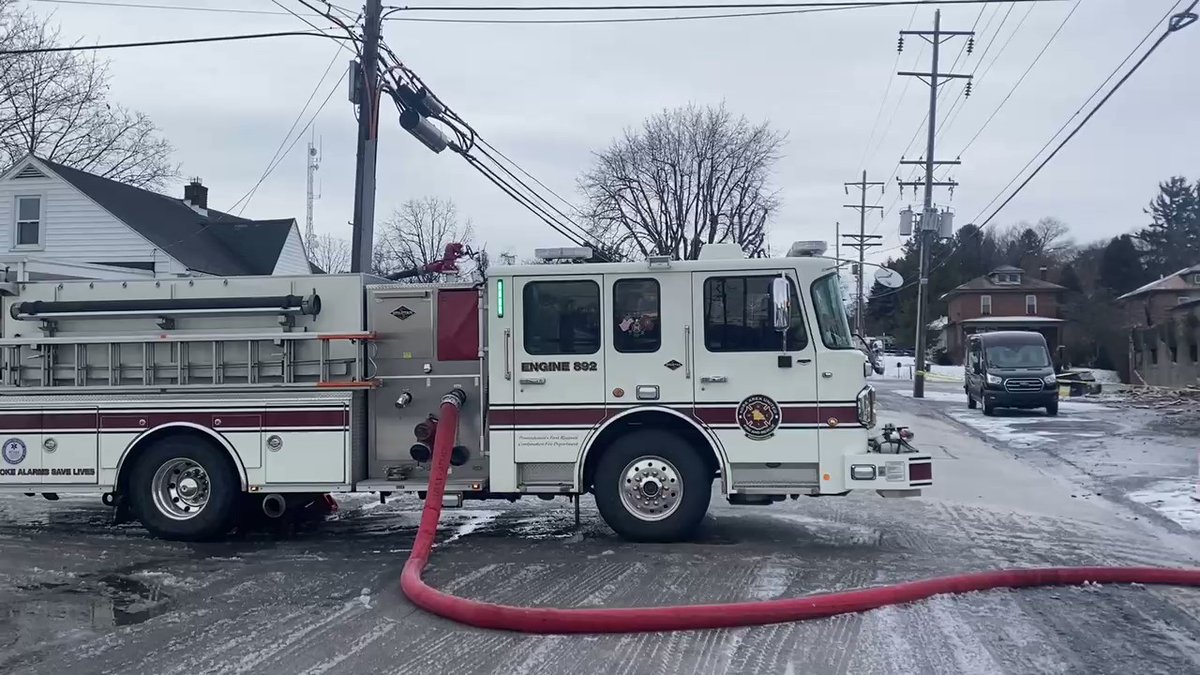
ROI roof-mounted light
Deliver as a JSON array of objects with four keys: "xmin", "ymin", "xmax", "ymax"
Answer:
[{"xmin": 787, "ymin": 241, "xmax": 828, "ymax": 257}]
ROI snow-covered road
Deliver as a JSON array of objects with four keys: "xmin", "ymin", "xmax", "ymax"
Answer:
[{"xmin": 0, "ymin": 389, "xmax": 1197, "ymax": 674}]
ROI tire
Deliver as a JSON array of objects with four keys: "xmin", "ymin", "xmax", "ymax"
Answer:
[
  {"xmin": 982, "ymin": 399, "xmax": 996, "ymax": 416},
  {"xmin": 1046, "ymin": 401, "xmax": 1059, "ymax": 417},
  {"xmin": 967, "ymin": 390, "xmax": 977, "ymax": 409},
  {"xmin": 593, "ymin": 429, "xmax": 712, "ymax": 542},
  {"xmin": 128, "ymin": 436, "xmax": 240, "ymax": 541}
]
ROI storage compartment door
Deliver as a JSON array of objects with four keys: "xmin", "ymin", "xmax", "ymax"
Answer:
[
  {"xmin": 42, "ymin": 410, "xmax": 99, "ymax": 484},
  {"xmin": 0, "ymin": 412, "xmax": 43, "ymax": 485}
]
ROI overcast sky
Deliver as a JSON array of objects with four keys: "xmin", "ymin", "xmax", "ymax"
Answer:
[{"xmin": 31, "ymin": 0, "xmax": 1200, "ymax": 265}]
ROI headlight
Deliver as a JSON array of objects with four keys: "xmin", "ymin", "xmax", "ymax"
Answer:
[
  {"xmin": 857, "ymin": 386, "xmax": 877, "ymax": 429},
  {"xmin": 986, "ymin": 374, "xmax": 1003, "ymax": 385},
  {"xmin": 1043, "ymin": 374, "xmax": 1057, "ymax": 385}
]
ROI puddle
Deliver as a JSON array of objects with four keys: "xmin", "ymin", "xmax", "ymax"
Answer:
[{"xmin": 0, "ymin": 572, "xmax": 172, "ymax": 660}]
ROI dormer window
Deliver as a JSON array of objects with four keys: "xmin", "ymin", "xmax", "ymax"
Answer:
[
  {"xmin": 1191, "ymin": 273, "xmax": 1200, "ymax": 285},
  {"xmin": 991, "ymin": 271, "xmax": 1022, "ymax": 285}
]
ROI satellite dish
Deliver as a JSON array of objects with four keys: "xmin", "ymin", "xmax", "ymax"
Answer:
[{"xmin": 874, "ymin": 267, "xmax": 904, "ymax": 289}]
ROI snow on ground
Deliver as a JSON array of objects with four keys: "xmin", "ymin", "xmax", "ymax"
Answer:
[
  {"xmin": 870, "ymin": 355, "xmax": 962, "ymax": 382},
  {"xmin": 1128, "ymin": 479, "xmax": 1200, "ymax": 532}
]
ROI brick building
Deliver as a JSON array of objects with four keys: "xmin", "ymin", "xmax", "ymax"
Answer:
[
  {"xmin": 1117, "ymin": 263, "xmax": 1200, "ymax": 327},
  {"xmin": 938, "ymin": 265, "xmax": 1066, "ymax": 364},
  {"xmin": 1123, "ymin": 264, "xmax": 1200, "ymax": 387}
]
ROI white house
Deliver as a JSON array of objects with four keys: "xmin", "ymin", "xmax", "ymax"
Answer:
[{"xmin": 0, "ymin": 155, "xmax": 313, "ymax": 281}]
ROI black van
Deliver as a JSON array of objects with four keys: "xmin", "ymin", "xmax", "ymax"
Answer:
[{"xmin": 964, "ymin": 331, "xmax": 1058, "ymax": 416}]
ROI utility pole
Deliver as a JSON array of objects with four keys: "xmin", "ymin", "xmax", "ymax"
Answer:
[
  {"xmin": 843, "ymin": 170, "xmax": 884, "ymax": 335},
  {"xmin": 350, "ymin": 0, "xmax": 383, "ymax": 273},
  {"xmin": 897, "ymin": 9, "xmax": 972, "ymax": 398},
  {"xmin": 305, "ymin": 139, "xmax": 320, "ymax": 254}
]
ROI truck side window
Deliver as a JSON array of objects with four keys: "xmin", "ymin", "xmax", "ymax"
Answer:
[
  {"xmin": 523, "ymin": 280, "xmax": 601, "ymax": 355},
  {"xmin": 703, "ymin": 275, "xmax": 807, "ymax": 352},
  {"xmin": 613, "ymin": 278, "xmax": 660, "ymax": 353}
]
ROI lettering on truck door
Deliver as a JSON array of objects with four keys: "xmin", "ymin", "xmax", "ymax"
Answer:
[
  {"xmin": 508, "ymin": 275, "xmax": 607, "ymax": 468},
  {"xmin": 690, "ymin": 272, "xmax": 820, "ymax": 475}
]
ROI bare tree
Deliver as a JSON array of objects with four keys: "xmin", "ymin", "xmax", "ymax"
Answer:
[
  {"xmin": 0, "ymin": 2, "xmax": 176, "ymax": 187},
  {"xmin": 309, "ymin": 234, "xmax": 351, "ymax": 274},
  {"xmin": 375, "ymin": 197, "xmax": 475, "ymax": 282},
  {"xmin": 579, "ymin": 103, "xmax": 784, "ymax": 260}
]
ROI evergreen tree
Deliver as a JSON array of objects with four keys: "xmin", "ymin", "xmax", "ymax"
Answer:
[
  {"xmin": 1099, "ymin": 235, "xmax": 1149, "ymax": 295},
  {"xmin": 1137, "ymin": 177, "xmax": 1200, "ymax": 276},
  {"xmin": 1058, "ymin": 264, "xmax": 1082, "ymax": 293}
]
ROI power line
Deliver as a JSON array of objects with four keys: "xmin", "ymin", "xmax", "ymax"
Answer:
[
  {"xmin": 957, "ymin": 0, "xmax": 1082, "ymax": 155},
  {"xmin": 386, "ymin": 1, "xmax": 1062, "ymax": 13},
  {"xmin": 383, "ymin": 4, "xmax": 859, "ymax": 24},
  {"xmin": 229, "ymin": 44, "xmax": 347, "ymax": 214},
  {"xmin": 971, "ymin": 0, "xmax": 1195, "ymax": 226},
  {"xmin": 0, "ymin": 31, "xmax": 353, "ymax": 56},
  {"xmin": 858, "ymin": 5, "xmax": 920, "ymax": 172},
  {"xmin": 27, "ymin": 0, "xmax": 293, "ymax": 14},
  {"xmin": 225, "ymin": 69, "xmax": 349, "ymax": 217}
]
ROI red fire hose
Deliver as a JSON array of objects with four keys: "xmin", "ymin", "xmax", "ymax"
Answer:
[{"xmin": 400, "ymin": 392, "xmax": 1200, "ymax": 634}]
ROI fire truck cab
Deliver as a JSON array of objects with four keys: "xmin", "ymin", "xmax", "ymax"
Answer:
[{"xmin": 0, "ymin": 241, "xmax": 931, "ymax": 542}]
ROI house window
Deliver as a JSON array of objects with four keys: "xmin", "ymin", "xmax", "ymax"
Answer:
[
  {"xmin": 1190, "ymin": 343, "xmax": 1198, "ymax": 364},
  {"xmin": 1180, "ymin": 296, "xmax": 1192, "ymax": 305},
  {"xmin": 613, "ymin": 278, "xmax": 660, "ymax": 353},
  {"xmin": 1026, "ymin": 295, "xmax": 1037, "ymax": 315},
  {"xmin": 980, "ymin": 295, "xmax": 992, "ymax": 316},
  {"xmin": 522, "ymin": 280, "xmax": 601, "ymax": 355},
  {"xmin": 13, "ymin": 195, "xmax": 42, "ymax": 248}
]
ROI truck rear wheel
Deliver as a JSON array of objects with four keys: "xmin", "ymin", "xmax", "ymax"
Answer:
[
  {"xmin": 593, "ymin": 430, "xmax": 711, "ymax": 542},
  {"xmin": 128, "ymin": 437, "xmax": 239, "ymax": 541}
]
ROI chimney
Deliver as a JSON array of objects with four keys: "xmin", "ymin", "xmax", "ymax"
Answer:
[
  {"xmin": 183, "ymin": 177, "xmax": 208, "ymax": 210},
  {"xmin": 1039, "ymin": 266, "xmax": 1048, "ymax": 281}
]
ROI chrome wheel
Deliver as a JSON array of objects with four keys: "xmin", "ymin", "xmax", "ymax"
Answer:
[
  {"xmin": 151, "ymin": 458, "xmax": 211, "ymax": 521},
  {"xmin": 619, "ymin": 455, "xmax": 683, "ymax": 522}
]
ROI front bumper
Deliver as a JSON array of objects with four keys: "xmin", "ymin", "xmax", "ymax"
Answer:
[
  {"xmin": 983, "ymin": 387, "xmax": 1056, "ymax": 407},
  {"xmin": 843, "ymin": 452, "xmax": 932, "ymax": 496}
]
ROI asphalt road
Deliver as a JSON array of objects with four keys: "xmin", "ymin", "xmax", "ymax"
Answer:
[{"xmin": 1, "ymin": 389, "xmax": 1199, "ymax": 675}]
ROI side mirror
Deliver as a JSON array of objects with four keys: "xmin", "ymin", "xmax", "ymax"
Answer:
[{"xmin": 771, "ymin": 277, "xmax": 789, "ymax": 332}]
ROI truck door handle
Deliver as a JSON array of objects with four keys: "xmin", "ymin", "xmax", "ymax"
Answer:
[
  {"xmin": 700, "ymin": 375, "xmax": 727, "ymax": 384},
  {"xmin": 519, "ymin": 377, "xmax": 546, "ymax": 385},
  {"xmin": 797, "ymin": 358, "xmax": 812, "ymax": 365}
]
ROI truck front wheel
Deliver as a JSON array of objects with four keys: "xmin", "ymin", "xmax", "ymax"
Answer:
[
  {"xmin": 128, "ymin": 437, "xmax": 240, "ymax": 541},
  {"xmin": 593, "ymin": 430, "xmax": 712, "ymax": 542}
]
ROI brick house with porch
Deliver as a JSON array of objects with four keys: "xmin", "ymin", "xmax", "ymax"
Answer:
[{"xmin": 938, "ymin": 265, "xmax": 1066, "ymax": 364}]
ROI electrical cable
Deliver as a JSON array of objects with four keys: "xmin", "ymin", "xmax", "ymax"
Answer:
[
  {"xmin": 956, "ymin": 0, "xmax": 1082, "ymax": 155},
  {"xmin": 385, "ymin": 5, "xmax": 870, "ymax": 24},
  {"xmin": 400, "ymin": 392, "xmax": 1200, "ymax": 634},
  {"xmin": 0, "ymin": 30, "xmax": 353, "ymax": 56},
  {"xmin": 971, "ymin": 0, "xmax": 1196, "ymax": 227},
  {"xmin": 229, "ymin": 44, "xmax": 347, "ymax": 215},
  {"xmin": 857, "ymin": 5, "xmax": 921, "ymax": 172},
  {"xmin": 27, "ymin": 0, "xmax": 293, "ymax": 14},
  {"xmin": 385, "ymin": 0, "xmax": 1064, "ymax": 14}
]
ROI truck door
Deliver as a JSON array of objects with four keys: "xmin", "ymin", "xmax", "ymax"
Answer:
[
  {"xmin": 604, "ymin": 273, "xmax": 691, "ymax": 410},
  {"xmin": 690, "ymin": 271, "xmax": 819, "ymax": 465},
  {"xmin": 511, "ymin": 275, "xmax": 606, "ymax": 464}
]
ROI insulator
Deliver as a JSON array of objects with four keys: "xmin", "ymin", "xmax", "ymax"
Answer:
[
  {"xmin": 897, "ymin": 36, "xmax": 904, "ymax": 52},
  {"xmin": 964, "ymin": 81, "xmax": 973, "ymax": 98},
  {"xmin": 967, "ymin": 36, "xmax": 975, "ymax": 54}
]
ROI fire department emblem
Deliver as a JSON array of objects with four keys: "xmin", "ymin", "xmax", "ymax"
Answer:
[
  {"xmin": 391, "ymin": 305, "xmax": 415, "ymax": 321},
  {"xmin": 736, "ymin": 395, "xmax": 780, "ymax": 441},
  {"xmin": 2, "ymin": 438, "xmax": 26, "ymax": 465}
]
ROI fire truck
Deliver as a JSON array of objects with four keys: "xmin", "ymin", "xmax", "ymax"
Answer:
[{"xmin": 0, "ymin": 241, "xmax": 930, "ymax": 542}]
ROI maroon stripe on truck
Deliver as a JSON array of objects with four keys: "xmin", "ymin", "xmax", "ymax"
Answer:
[
  {"xmin": 489, "ymin": 408, "xmax": 609, "ymax": 427},
  {"xmin": 0, "ymin": 409, "xmax": 348, "ymax": 432}
]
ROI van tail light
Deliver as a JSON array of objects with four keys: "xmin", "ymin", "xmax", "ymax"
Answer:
[{"xmin": 909, "ymin": 461, "xmax": 932, "ymax": 482}]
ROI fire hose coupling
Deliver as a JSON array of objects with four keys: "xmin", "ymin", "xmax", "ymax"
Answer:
[{"xmin": 441, "ymin": 387, "xmax": 468, "ymax": 408}]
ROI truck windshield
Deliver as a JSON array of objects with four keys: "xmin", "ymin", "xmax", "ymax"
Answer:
[
  {"xmin": 810, "ymin": 274, "xmax": 853, "ymax": 349},
  {"xmin": 985, "ymin": 344, "xmax": 1049, "ymax": 369}
]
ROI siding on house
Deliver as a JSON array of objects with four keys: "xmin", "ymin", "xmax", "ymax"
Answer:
[
  {"xmin": 272, "ymin": 225, "xmax": 311, "ymax": 276},
  {"xmin": 948, "ymin": 291, "xmax": 1061, "ymax": 323},
  {"xmin": 0, "ymin": 168, "xmax": 172, "ymax": 269}
]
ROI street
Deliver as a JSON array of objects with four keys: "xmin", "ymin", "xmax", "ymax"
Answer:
[{"xmin": 2, "ymin": 385, "xmax": 1199, "ymax": 675}]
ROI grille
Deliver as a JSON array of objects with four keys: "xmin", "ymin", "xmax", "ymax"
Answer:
[{"xmin": 1004, "ymin": 378, "xmax": 1043, "ymax": 392}]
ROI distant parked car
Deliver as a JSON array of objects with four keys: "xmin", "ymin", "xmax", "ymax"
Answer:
[{"xmin": 964, "ymin": 331, "xmax": 1058, "ymax": 416}]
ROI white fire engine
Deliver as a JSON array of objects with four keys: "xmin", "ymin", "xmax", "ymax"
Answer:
[{"xmin": 0, "ymin": 241, "xmax": 930, "ymax": 541}]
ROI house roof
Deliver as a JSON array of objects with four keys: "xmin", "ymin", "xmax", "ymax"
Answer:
[
  {"xmin": 1116, "ymin": 263, "xmax": 1200, "ymax": 300},
  {"xmin": 941, "ymin": 268, "xmax": 1065, "ymax": 299},
  {"xmin": 31, "ymin": 157, "xmax": 297, "ymax": 276}
]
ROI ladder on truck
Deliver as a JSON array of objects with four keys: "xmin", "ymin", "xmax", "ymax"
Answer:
[{"xmin": 0, "ymin": 331, "xmax": 379, "ymax": 392}]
